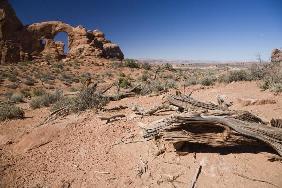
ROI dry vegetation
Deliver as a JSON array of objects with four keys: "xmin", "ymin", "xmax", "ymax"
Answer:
[{"xmin": 0, "ymin": 58, "xmax": 281, "ymax": 121}]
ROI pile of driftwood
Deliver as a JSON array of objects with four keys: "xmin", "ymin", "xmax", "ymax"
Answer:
[{"xmin": 136, "ymin": 94, "xmax": 282, "ymax": 157}]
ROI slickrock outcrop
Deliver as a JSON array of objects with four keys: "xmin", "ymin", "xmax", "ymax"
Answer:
[
  {"xmin": 271, "ymin": 48, "xmax": 282, "ymax": 62},
  {"xmin": 0, "ymin": 0, "xmax": 123, "ymax": 64}
]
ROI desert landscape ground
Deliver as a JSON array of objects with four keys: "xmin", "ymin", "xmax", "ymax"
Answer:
[{"xmin": 1, "ymin": 0, "xmax": 282, "ymax": 188}]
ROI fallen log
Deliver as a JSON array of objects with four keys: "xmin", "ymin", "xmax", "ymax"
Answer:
[{"xmin": 141, "ymin": 114, "xmax": 282, "ymax": 156}]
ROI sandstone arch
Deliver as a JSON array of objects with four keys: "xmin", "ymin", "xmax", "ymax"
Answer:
[{"xmin": 0, "ymin": 0, "xmax": 124, "ymax": 64}]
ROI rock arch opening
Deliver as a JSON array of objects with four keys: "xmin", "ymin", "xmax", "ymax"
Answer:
[{"xmin": 54, "ymin": 32, "xmax": 69, "ymax": 56}]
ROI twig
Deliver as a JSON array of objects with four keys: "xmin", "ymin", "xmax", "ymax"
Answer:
[
  {"xmin": 93, "ymin": 171, "xmax": 110, "ymax": 174},
  {"xmin": 190, "ymin": 165, "xmax": 202, "ymax": 188},
  {"xmin": 99, "ymin": 114, "xmax": 126, "ymax": 123},
  {"xmin": 107, "ymin": 92, "xmax": 135, "ymax": 101},
  {"xmin": 112, "ymin": 140, "xmax": 144, "ymax": 147},
  {"xmin": 233, "ymin": 172, "xmax": 279, "ymax": 188},
  {"xmin": 103, "ymin": 105, "xmax": 128, "ymax": 112},
  {"xmin": 133, "ymin": 104, "xmax": 175, "ymax": 116},
  {"xmin": 100, "ymin": 83, "xmax": 114, "ymax": 94}
]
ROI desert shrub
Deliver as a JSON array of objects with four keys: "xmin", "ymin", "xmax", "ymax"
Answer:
[
  {"xmin": 139, "ymin": 79, "xmax": 174, "ymax": 95},
  {"xmin": 141, "ymin": 62, "xmax": 151, "ymax": 70},
  {"xmin": 37, "ymin": 73, "xmax": 56, "ymax": 82},
  {"xmin": 200, "ymin": 76, "xmax": 216, "ymax": 86},
  {"xmin": 9, "ymin": 93, "xmax": 24, "ymax": 103},
  {"xmin": 24, "ymin": 77, "xmax": 36, "ymax": 86},
  {"xmin": 20, "ymin": 88, "xmax": 31, "ymax": 97},
  {"xmin": 53, "ymin": 63, "xmax": 64, "ymax": 70},
  {"xmin": 184, "ymin": 77, "xmax": 198, "ymax": 86},
  {"xmin": 249, "ymin": 64, "xmax": 264, "ymax": 80},
  {"xmin": 30, "ymin": 90, "xmax": 63, "ymax": 109},
  {"xmin": 164, "ymin": 63, "xmax": 174, "ymax": 71},
  {"xmin": 111, "ymin": 61, "xmax": 123, "ymax": 68},
  {"xmin": 69, "ymin": 87, "xmax": 79, "ymax": 92},
  {"xmin": 124, "ymin": 59, "xmax": 139, "ymax": 68},
  {"xmin": 79, "ymin": 73, "xmax": 92, "ymax": 85},
  {"xmin": 260, "ymin": 61, "xmax": 282, "ymax": 92},
  {"xmin": 6, "ymin": 83, "xmax": 18, "ymax": 89},
  {"xmin": 32, "ymin": 88, "xmax": 46, "ymax": 96},
  {"xmin": 0, "ymin": 102, "xmax": 24, "ymax": 121},
  {"xmin": 7, "ymin": 74, "xmax": 18, "ymax": 82},
  {"xmin": 75, "ymin": 87, "xmax": 108, "ymax": 111},
  {"xmin": 51, "ymin": 97, "xmax": 76, "ymax": 112},
  {"xmin": 18, "ymin": 61, "xmax": 33, "ymax": 66},
  {"xmin": 162, "ymin": 73, "xmax": 175, "ymax": 79},
  {"xmin": 119, "ymin": 72, "xmax": 126, "ymax": 77},
  {"xmin": 139, "ymin": 71, "xmax": 150, "ymax": 82},
  {"xmin": 164, "ymin": 79, "xmax": 177, "ymax": 89},
  {"xmin": 3, "ymin": 92, "xmax": 13, "ymax": 99},
  {"xmin": 67, "ymin": 60, "xmax": 80, "ymax": 68},
  {"xmin": 219, "ymin": 70, "xmax": 251, "ymax": 83},
  {"xmin": 52, "ymin": 86, "xmax": 108, "ymax": 112},
  {"xmin": 59, "ymin": 73, "xmax": 79, "ymax": 84},
  {"xmin": 118, "ymin": 77, "xmax": 131, "ymax": 88}
]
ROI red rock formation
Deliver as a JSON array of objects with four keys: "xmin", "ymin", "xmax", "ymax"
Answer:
[
  {"xmin": 271, "ymin": 49, "xmax": 282, "ymax": 62},
  {"xmin": 0, "ymin": 0, "xmax": 123, "ymax": 64}
]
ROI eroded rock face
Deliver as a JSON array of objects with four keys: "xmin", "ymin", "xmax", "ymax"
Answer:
[
  {"xmin": 271, "ymin": 49, "xmax": 282, "ymax": 62},
  {"xmin": 0, "ymin": 0, "xmax": 123, "ymax": 64}
]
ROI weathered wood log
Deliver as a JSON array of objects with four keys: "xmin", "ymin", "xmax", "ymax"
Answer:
[{"xmin": 141, "ymin": 114, "xmax": 282, "ymax": 156}]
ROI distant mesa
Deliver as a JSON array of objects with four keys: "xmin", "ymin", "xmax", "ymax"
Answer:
[
  {"xmin": 271, "ymin": 48, "xmax": 282, "ymax": 62},
  {"xmin": 0, "ymin": 0, "xmax": 124, "ymax": 64}
]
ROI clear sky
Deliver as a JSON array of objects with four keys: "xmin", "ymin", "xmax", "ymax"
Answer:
[{"xmin": 10, "ymin": 0, "xmax": 282, "ymax": 61}]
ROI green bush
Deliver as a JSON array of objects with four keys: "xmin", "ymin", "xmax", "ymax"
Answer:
[
  {"xmin": 30, "ymin": 90, "xmax": 63, "ymax": 109},
  {"xmin": 118, "ymin": 77, "xmax": 131, "ymax": 88},
  {"xmin": 0, "ymin": 103, "xmax": 24, "ymax": 121},
  {"xmin": 139, "ymin": 79, "xmax": 175, "ymax": 95},
  {"xmin": 80, "ymin": 73, "xmax": 92, "ymax": 83},
  {"xmin": 7, "ymin": 74, "xmax": 18, "ymax": 82},
  {"xmin": 219, "ymin": 70, "xmax": 251, "ymax": 83},
  {"xmin": 52, "ymin": 86, "xmax": 109, "ymax": 113},
  {"xmin": 32, "ymin": 88, "xmax": 46, "ymax": 96},
  {"xmin": 18, "ymin": 61, "xmax": 33, "ymax": 66},
  {"xmin": 24, "ymin": 77, "xmax": 36, "ymax": 86},
  {"xmin": 260, "ymin": 61, "xmax": 282, "ymax": 92},
  {"xmin": 164, "ymin": 79, "xmax": 177, "ymax": 89},
  {"xmin": 141, "ymin": 62, "xmax": 151, "ymax": 70},
  {"xmin": 124, "ymin": 59, "xmax": 139, "ymax": 68},
  {"xmin": 111, "ymin": 61, "xmax": 123, "ymax": 68},
  {"xmin": 51, "ymin": 97, "xmax": 76, "ymax": 112},
  {"xmin": 200, "ymin": 76, "xmax": 216, "ymax": 86},
  {"xmin": 164, "ymin": 63, "xmax": 174, "ymax": 71},
  {"xmin": 20, "ymin": 88, "xmax": 31, "ymax": 97},
  {"xmin": 139, "ymin": 71, "xmax": 150, "ymax": 82},
  {"xmin": 6, "ymin": 83, "xmax": 19, "ymax": 89},
  {"xmin": 75, "ymin": 86, "xmax": 108, "ymax": 111},
  {"xmin": 9, "ymin": 93, "xmax": 24, "ymax": 103},
  {"xmin": 184, "ymin": 77, "xmax": 198, "ymax": 86},
  {"xmin": 249, "ymin": 64, "xmax": 264, "ymax": 80}
]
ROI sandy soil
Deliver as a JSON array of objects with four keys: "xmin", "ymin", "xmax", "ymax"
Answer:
[{"xmin": 1, "ymin": 81, "xmax": 282, "ymax": 188}]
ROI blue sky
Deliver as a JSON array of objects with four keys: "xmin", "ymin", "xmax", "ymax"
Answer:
[{"xmin": 10, "ymin": 0, "xmax": 282, "ymax": 61}]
